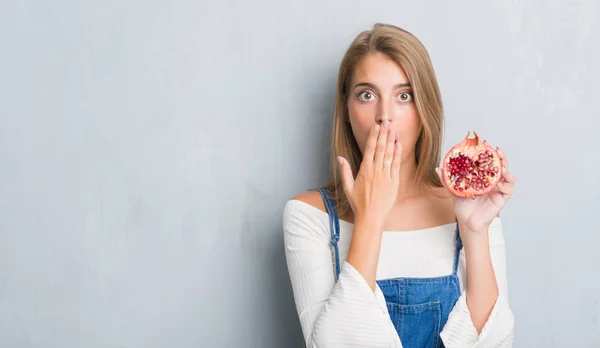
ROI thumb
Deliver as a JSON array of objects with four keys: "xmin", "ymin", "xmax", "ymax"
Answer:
[
  {"xmin": 436, "ymin": 167, "xmax": 456, "ymax": 201},
  {"xmin": 435, "ymin": 167, "xmax": 449, "ymax": 191},
  {"xmin": 337, "ymin": 156, "xmax": 354, "ymax": 193}
]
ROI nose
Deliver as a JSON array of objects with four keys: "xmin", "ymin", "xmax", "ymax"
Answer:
[
  {"xmin": 376, "ymin": 114, "xmax": 391, "ymax": 126},
  {"xmin": 375, "ymin": 98, "xmax": 393, "ymax": 125}
]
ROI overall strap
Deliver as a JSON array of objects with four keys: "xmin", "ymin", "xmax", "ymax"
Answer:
[
  {"xmin": 317, "ymin": 188, "xmax": 341, "ymax": 281},
  {"xmin": 452, "ymin": 220, "xmax": 463, "ymax": 275}
]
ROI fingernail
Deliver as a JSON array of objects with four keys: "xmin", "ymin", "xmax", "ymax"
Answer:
[
  {"xmin": 383, "ymin": 120, "xmax": 389, "ymax": 128},
  {"xmin": 374, "ymin": 124, "xmax": 380, "ymax": 131}
]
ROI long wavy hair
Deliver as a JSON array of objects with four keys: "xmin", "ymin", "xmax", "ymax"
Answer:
[{"xmin": 317, "ymin": 23, "xmax": 445, "ymax": 219}]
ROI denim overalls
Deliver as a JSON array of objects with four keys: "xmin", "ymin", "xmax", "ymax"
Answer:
[{"xmin": 318, "ymin": 188, "xmax": 462, "ymax": 348}]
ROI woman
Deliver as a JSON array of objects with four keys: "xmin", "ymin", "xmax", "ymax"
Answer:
[{"xmin": 283, "ymin": 23, "xmax": 516, "ymax": 347}]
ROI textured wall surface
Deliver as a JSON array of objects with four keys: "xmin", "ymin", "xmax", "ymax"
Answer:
[{"xmin": 1, "ymin": 1, "xmax": 599, "ymax": 347}]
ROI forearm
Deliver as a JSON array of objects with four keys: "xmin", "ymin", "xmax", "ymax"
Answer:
[
  {"xmin": 461, "ymin": 226, "xmax": 499, "ymax": 333},
  {"xmin": 345, "ymin": 215, "xmax": 384, "ymax": 292}
]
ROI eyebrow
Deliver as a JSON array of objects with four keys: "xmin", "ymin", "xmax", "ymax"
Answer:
[{"xmin": 353, "ymin": 82, "xmax": 411, "ymax": 90}]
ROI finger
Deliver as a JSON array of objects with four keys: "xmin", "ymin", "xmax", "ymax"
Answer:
[
  {"xmin": 502, "ymin": 167, "xmax": 517, "ymax": 185},
  {"xmin": 435, "ymin": 167, "xmax": 449, "ymax": 191},
  {"xmin": 383, "ymin": 128, "xmax": 396, "ymax": 173},
  {"xmin": 361, "ymin": 124, "xmax": 380, "ymax": 169},
  {"xmin": 390, "ymin": 141, "xmax": 403, "ymax": 180},
  {"xmin": 374, "ymin": 121, "xmax": 389, "ymax": 169},
  {"xmin": 498, "ymin": 181, "xmax": 514, "ymax": 197},
  {"xmin": 496, "ymin": 147, "xmax": 509, "ymax": 171},
  {"xmin": 337, "ymin": 156, "xmax": 354, "ymax": 193}
]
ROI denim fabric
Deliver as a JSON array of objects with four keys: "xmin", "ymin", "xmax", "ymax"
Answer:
[{"xmin": 318, "ymin": 188, "xmax": 462, "ymax": 348}]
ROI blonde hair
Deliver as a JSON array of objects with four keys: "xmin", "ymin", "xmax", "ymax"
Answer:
[{"xmin": 318, "ymin": 23, "xmax": 445, "ymax": 218}]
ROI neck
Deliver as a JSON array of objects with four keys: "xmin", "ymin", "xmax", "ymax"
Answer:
[{"xmin": 396, "ymin": 156, "xmax": 421, "ymax": 201}]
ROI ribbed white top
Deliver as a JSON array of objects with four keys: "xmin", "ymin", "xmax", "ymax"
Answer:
[{"xmin": 283, "ymin": 199, "xmax": 515, "ymax": 348}]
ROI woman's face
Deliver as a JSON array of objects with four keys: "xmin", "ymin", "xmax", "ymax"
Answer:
[{"xmin": 347, "ymin": 52, "xmax": 421, "ymax": 161}]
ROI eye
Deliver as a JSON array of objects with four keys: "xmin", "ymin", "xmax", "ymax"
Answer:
[
  {"xmin": 358, "ymin": 91, "xmax": 376, "ymax": 102},
  {"xmin": 398, "ymin": 92, "xmax": 413, "ymax": 103}
]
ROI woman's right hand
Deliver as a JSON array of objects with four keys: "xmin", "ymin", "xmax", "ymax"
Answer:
[{"xmin": 337, "ymin": 121, "xmax": 402, "ymax": 226}]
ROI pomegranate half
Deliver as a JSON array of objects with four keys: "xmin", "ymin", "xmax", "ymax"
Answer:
[{"xmin": 442, "ymin": 131, "xmax": 502, "ymax": 199}]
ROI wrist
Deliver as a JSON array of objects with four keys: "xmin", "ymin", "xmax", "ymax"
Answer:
[
  {"xmin": 460, "ymin": 226, "xmax": 490, "ymax": 255},
  {"xmin": 354, "ymin": 213, "xmax": 384, "ymax": 233},
  {"xmin": 457, "ymin": 216, "xmax": 493, "ymax": 233}
]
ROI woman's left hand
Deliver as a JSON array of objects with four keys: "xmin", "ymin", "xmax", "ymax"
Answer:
[{"xmin": 435, "ymin": 148, "xmax": 516, "ymax": 234}]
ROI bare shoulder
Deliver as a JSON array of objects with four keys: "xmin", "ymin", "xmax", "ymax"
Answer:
[{"xmin": 291, "ymin": 191, "xmax": 327, "ymax": 213}]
